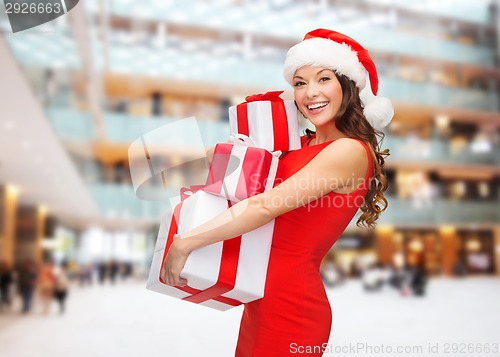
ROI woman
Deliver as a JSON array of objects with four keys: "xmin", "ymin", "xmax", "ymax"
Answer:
[
  {"xmin": 18, "ymin": 259, "xmax": 38, "ymax": 314},
  {"xmin": 38, "ymin": 259, "xmax": 55, "ymax": 314},
  {"xmin": 162, "ymin": 29, "xmax": 393, "ymax": 356},
  {"xmin": 53, "ymin": 262, "xmax": 70, "ymax": 314},
  {"xmin": 0, "ymin": 260, "xmax": 13, "ymax": 312}
]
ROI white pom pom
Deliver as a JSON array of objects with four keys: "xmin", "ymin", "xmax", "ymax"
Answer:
[{"xmin": 363, "ymin": 96, "xmax": 394, "ymax": 129}]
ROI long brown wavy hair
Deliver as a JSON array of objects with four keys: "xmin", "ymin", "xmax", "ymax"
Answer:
[{"xmin": 303, "ymin": 72, "xmax": 390, "ymax": 229}]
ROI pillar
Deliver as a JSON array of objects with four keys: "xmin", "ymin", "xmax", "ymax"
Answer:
[
  {"xmin": 494, "ymin": 228, "xmax": 500, "ymax": 276},
  {"xmin": 375, "ymin": 226, "xmax": 395, "ymax": 265},
  {"xmin": 15, "ymin": 205, "xmax": 46, "ymax": 264},
  {"xmin": 0, "ymin": 185, "xmax": 19, "ymax": 266},
  {"xmin": 439, "ymin": 226, "xmax": 457, "ymax": 276},
  {"xmin": 36, "ymin": 206, "xmax": 47, "ymax": 263}
]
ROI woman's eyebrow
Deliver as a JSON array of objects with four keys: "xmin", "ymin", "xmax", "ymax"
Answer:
[
  {"xmin": 316, "ymin": 69, "xmax": 333, "ymax": 75},
  {"xmin": 294, "ymin": 69, "xmax": 333, "ymax": 79}
]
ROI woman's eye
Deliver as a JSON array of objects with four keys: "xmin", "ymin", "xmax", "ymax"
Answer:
[
  {"xmin": 294, "ymin": 81, "xmax": 305, "ymax": 87},
  {"xmin": 319, "ymin": 77, "xmax": 331, "ymax": 82}
]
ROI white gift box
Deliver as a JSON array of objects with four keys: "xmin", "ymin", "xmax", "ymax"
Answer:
[
  {"xmin": 146, "ymin": 190, "xmax": 274, "ymax": 311},
  {"xmin": 228, "ymin": 91, "xmax": 301, "ymax": 152}
]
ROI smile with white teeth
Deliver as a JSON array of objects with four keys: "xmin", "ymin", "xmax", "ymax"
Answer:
[{"xmin": 307, "ymin": 102, "xmax": 329, "ymax": 110}]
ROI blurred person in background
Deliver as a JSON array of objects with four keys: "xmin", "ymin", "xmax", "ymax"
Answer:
[
  {"xmin": 409, "ymin": 265, "xmax": 428, "ymax": 297},
  {"xmin": 361, "ymin": 262, "xmax": 385, "ymax": 292},
  {"xmin": 0, "ymin": 260, "xmax": 14, "ymax": 312},
  {"xmin": 452, "ymin": 261, "xmax": 467, "ymax": 277},
  {"xmin": 350, "ymin": 257, "xmax": 363, "ymax": 278},
  {"xmin": 77, "ymin": 263, "xmax": 94, "ymax": 286},
  {"xmin": 399, "ymin": 265, "xmax": 413, "ymax": 297},
  {"xmin": 17, "ymin": 259, "xmax": 38, "ymax": 314},
  {"xmin": 123, "ymin": 261, "xmax": 133, "ymax": 280},
  {"xmin": 97, "ymin": 261, "xmax": 107, "ymax": 284},
  {"xmin": 67, "ymin": 260, "xmax": 79, "ymax": 280},
  {"xmin": 387, "ymin": 263, "xmax": 407, "ymax": 291},
  {"xmin": 38, "ymin": 259, "xmax": 55, "ymax": 314},
  {"xmin": 320, "ymin": 260, "xmax": 346, "ymax": 288},
  {"xmin": 42, "ymin": 68, "xmax": 59, "ymax": 106},
  {"xmin": 78, "ymin": 263, "xmax": 94, "ymax": 287},
  {"xmin": 53, "ymin": 261, "xmax": 70, "ymax": 314},
  {"xmin": 162, "ymin": 29, "xmax": 393, "ymax": 356},
  {"xmin": 109, "ymin": 260, "xmax": 120, "ymax": 284}
]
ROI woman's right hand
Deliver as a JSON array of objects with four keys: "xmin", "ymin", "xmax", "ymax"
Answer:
[{"xmin": 206, "ymin": 146, "xmax": 215, "ymax": 165}]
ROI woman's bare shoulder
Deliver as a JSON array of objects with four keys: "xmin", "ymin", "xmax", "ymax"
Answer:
[{"xmin": 320, "ymin": 137, "xmax": 367, "ymax": 163}]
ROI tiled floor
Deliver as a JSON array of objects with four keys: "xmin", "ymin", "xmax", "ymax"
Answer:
[{"xmin": 0, "ymin": 277, "xmax": 499, "ymax": 357}]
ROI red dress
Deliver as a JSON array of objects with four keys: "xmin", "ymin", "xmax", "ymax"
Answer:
[{"xmin": 235, "ymin": 135, "xmax": 373, "ymax": 356}]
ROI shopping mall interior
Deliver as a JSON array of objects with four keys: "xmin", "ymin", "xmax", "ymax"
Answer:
[{"xmin": 0, "ymin": 1, "xmax": 500, "ymax": 356}]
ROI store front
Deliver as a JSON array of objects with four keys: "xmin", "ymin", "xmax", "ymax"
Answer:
[
  {"xmin": 456, "ymin": 230, "xmax": 496, "ymax": 275},
  {"xmin": 376, "ymin": 227, "xmax": 498, "ymax": 276}
]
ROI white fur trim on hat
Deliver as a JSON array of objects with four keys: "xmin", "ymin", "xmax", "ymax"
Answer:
[
  {"xmin": 283, "ymin": 37, "xmax": 366, "ymax": 89},
  {"xmin": 363, "ymin": 97, "xmax": 394, "ymax": 129}
]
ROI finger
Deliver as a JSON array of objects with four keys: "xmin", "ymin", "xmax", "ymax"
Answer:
[
  {"xmin": 168, "ymin": 269, "xmax": 180, "ymax": 286},
  {"xmin": 179, "ymin": 278, "xmax": 188, "ymax": 287},
  {"xmin": 160, "ymin": 266, "xmax": 167, "ymax": 283}
]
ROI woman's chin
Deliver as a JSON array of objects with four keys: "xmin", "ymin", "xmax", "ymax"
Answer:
[{"xmin": 307, "ymin": 116, "xmax": 335, "ymax": 128}]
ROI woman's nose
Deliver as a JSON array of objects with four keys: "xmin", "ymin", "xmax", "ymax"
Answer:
[{"xmin": 306, "ymin": 82, "xmax": 319, "ymax": 98}]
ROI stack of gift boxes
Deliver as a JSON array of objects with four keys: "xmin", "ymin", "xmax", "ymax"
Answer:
[{"xmin": 146, "ymin": 91, "xmax": 301, "ymax": 311}]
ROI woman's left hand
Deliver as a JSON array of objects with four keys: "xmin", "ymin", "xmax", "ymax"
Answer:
[{"xmin": 161, "ymin": 234, "xmax": 190, "ymax": 287}]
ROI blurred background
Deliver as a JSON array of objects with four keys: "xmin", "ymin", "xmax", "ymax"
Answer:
[{"xmin": 0, "ymin": 1, "xmax": 499, "ymax": 357}]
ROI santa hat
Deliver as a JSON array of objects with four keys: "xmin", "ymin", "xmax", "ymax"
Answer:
[{"xmin": 283, "ymin": 29, "xmax": 394, "ymax": 129}]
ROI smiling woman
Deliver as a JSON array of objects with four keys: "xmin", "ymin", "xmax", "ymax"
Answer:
[
  {"xmin": 293, "ymin": 67, "xmax": 344, "ymax": 131},
  {"xmin": 162, "ymin": 28, "xmax": 394, "ymax": 357}
]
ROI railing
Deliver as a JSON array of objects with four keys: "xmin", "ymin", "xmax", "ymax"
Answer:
[
  {"xmin": 362, "ymin": 0, "xmax": 493, "ymax": 25},
  {"xmin": 88, "ymin": 184, "xmax": 500, "ymax": 225},
  {"xmin": 42, "ymin": 64, "xmax": 497, "ymax": 113},
  {"xmin": 381, "ymin": 78, "xmax": 498, "ymax": 112},
  {"xmin": 47, "ymin": 108, "xmax": 229, "ymax": 147},
  {"xmin": 82, "ymin": 0, "xmax": 495, "ymax": 66},
  {"xmin": 5, "ymin": 26, "xmax": 496, "ymax": 87},
  {"xmin": 88, "ymin": 184, "xmax": 176, "ymax": 221},
  {"xmin": 382, "ymin": 135, "xmax": 500, "ymax": 165},
  {"xmin": 379, "ymin": 197, "xmax": 500, "ymax": 225},
  {"xmin": 47, "ymin": 108, "xmax": 500, "ymax": 166}
]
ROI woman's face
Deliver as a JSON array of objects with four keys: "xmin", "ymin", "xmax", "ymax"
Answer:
[{"xmin": 293, "ymin": 66, "xmax": 343, "ymax": 128}]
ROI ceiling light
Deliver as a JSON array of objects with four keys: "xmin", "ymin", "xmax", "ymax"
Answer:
[
  {"xmin": 439, "ymin": 225, "xmax": 455, "ymax": 235},
  {"xmin": 6, "ymin": 184, "xmax": 20, "ymax": 197},
  {"xmin": 39, "ymin": 205, "xmax": 48, "ymax": 215},
  {"xmin": 465, "ymin": 239, "xmax": 481, "ymax": 252},
  {"xmin": 409, "ymin": 239, "xmax": 424, "ymax": 252},
  {"xmin": 435, "ymin": 114, "xmax": 449, "ymax": 130}
]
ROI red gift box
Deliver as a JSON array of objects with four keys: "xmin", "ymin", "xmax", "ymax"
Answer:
[{"xmin": 203, "ymin": 137, "xmax": 280, "ymax": 202}]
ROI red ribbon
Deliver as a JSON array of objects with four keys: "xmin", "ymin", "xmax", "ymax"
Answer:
[
  {"xmin": 236, "ymin": 90, "xmax": 290, "ymax": 151},
  {"xmin": 182, "ymin": 200, "xmax": 242, "ymax": 304},
  {"xmin": 204, "ymin": 144, "xmax": 233, "ymax": 196},
  {"xmin": 179, "ymin": 185, "xmax": 205, "ymax": 201},
  {"xmin": 245, "ymin": 90, "xmax": 284, "ymax": 102},
  {"xmin": 159, "ymin": 187, "xmax": 242, "ymax": 307},
  {"xmin": 204, "ymin": 143, "xmax": 273, "ymax": 201}
]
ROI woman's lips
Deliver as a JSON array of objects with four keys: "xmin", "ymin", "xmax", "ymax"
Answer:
[{"xmin": 306, "ymin": 101, "xmax": 329, "ymax": 114}]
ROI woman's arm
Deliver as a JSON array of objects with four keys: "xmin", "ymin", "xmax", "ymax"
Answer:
[{"xmin": 162, "ymin": 138, "xmax": 368, "ymax": 285}]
